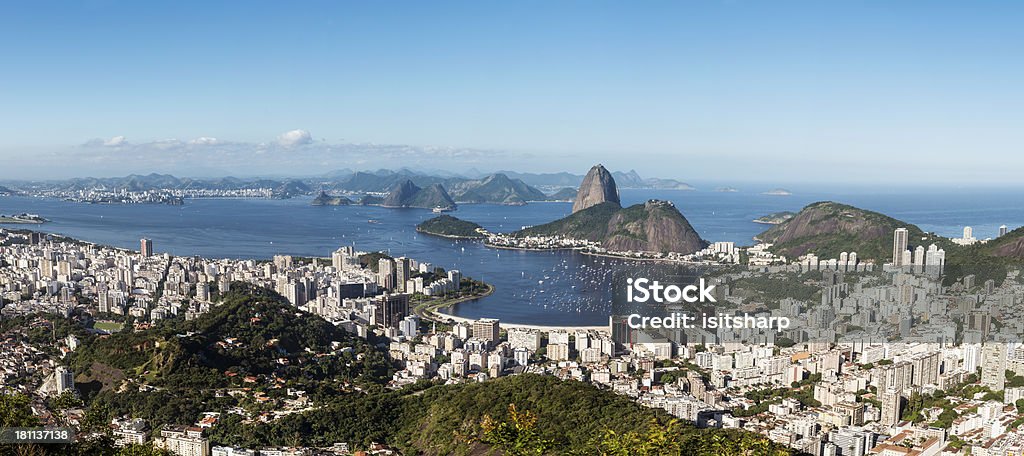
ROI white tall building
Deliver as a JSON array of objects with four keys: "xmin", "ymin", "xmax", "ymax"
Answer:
[
  {"xmin": 399, "ymin": 315, "xmax": 420, "ymax": 338},
  {"xmin": 982, "ymin": 344, "xmax": 1007, "ymax": 391},
  {"xmin": 55, "ymin": 366, "xmax": 75, "ymax": 395},
  {"xmin": 924, "ymin": 244, "xmax": 946, "ymax": 274},
  {"xmin": 892, "ymin": 228, "xmax": 909, "ymax": 267}
]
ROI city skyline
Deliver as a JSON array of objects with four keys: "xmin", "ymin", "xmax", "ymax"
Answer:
[{"xmin": 2, "ymin": 1, "xmax": 1023, "ymax": 183}]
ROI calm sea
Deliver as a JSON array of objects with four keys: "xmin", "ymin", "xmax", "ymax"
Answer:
[{"xmin": 3, "ymin": 187, "xmax": 1023, "ymax": 326}]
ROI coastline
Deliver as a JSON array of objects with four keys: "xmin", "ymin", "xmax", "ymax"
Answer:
[
  {"xmin": 413, "ymin": 282, "xmax": 495, "ymax": 321},
  {"xmin": 416, "ymin": 283, "xmax": 608, "ymax": 332},
  {"xmin": 0, "ymin": 219, "xmax": 47, "ymax": 224},
  {"xmin": 483, "ymin": 241, "xmax": 721, "ymax": 266},
  {"xmin": 483, "ymin": 242, "xmax": 575, "ymax": 252}
]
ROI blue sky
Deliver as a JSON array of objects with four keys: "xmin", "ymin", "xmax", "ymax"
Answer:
[{"xmin": 1, "ymin": 1, "xmax": 1022, "ymax": 183}]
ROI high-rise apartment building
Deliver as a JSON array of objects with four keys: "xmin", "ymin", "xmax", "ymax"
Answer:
[
  {"xmin": 395, "ymin": 257, "xmax": 412, "ymax": 293},
  {"xmin": 892, "ymin": 228, "xmax": 908, "ymax": 267},
  {"xmin": 879, "ymin": 390, "xmax": 904, "ymax": 426},
  {"xmin": 378, "ymin": 258, "xmax": 396, "ymax": 290},
  {"xmin": 332, "ymin": 246, "xmax": 355, "ymax": 271},
  {"xmin": 982, "ymin": 344, "xmax": 1007, "ymax": 391},
  {"xmin": 472, "ymin": 318, "xmax": 500, "ymax": 346},
  {"xmin": 372, "ymin": 293, "xmax": 409, "ymax": 329},
  {"xmin": 140, "ymin": 238, "xmax": 154, "ymax": 257}
]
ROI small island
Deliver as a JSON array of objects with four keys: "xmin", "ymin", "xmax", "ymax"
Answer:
[
  {"xmin": 762, "ymin": 188, "xmax": 793, "ymax": 196},
  {"xmin": 416, "ymin": 215, "xmax": 487, "ymax": 239},
  {"xmin": 0, "ymin": 213, "xmax": 49, "ymax": 224},
  {"xmin": 715, "ymin": 187, "xmax": 739, "ymax": 193},
  {"xmin": 311, "ymin": 191, "xmax": 354, "ymax": 206},
  {"xmin": 753, "ymin": 211, "xmax": 796, "ymax": 225}
]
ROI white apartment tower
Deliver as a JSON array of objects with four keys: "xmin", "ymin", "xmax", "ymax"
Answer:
[{"xmin": 892, "ymin": 228, "xmax": 909, "ymax": 267}]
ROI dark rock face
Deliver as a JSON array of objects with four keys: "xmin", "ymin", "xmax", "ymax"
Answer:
[
  {"xmin": 572, "ymin": 164, "xmax": 620, "ymax": 213},
  {"xmin": 603, "ymin": 200, "xmax": 707, "ymax": 255},
  {"xmin": 383, "ymin": 180, "xmax": 421, "ymax": 207},
  {"xmin": 416, "ymin": 184, "xmax": 457, "ymax": 209},
  {"xmin": 991, "ymin": 237, "xmax": 1024, "ymax": 258},
  {"xmin": 381, "ymin": 180, "xmax": 456, "ymax": 209}
]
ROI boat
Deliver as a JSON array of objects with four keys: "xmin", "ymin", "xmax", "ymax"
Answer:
[
  {"xmin": 432, "ymin": 206, "xmax": 453, "ymax": 213},
  {"xmin": 368, "ymin": 219, "xmax": 380, "ymax": 224}
]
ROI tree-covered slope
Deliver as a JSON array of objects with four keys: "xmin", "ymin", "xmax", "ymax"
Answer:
[
  {"xmin": 757, "ymin": 201, "xmax": 944, "ymax": 261},
  {"xmin": 416, "ymin": 215, "xmax": 486, "ymax": 238},
  {"xmin": 206, "ymin": 374, "xmax": 793, "ymax": 455},
  {"xmin": 515, "ymin": 201, "xmax": 708, "ymax": 255},
  {"xmin": 70, "ymin": 283, "xmax": 391, "ymax": 427},
  {"xmin": 516, "ymin": 201, "xmax": 622, "ymax": 241}
]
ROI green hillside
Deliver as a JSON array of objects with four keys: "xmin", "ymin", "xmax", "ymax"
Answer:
[
  {"xmin": 70, "ymin": 284, "xmax": 391, "ymax": 428},
  {"xmin": 757, "ymin": 201, "xmax": 949, "ymax": 261},
  {"xmin": 206, "ymin": 374, "xmax": 792, "ymax": 455},
  {"xmin": 515, "ymin": 201, "xmax": 707, "ymax": 255},
  {"xmin": 758, "ymin": 201, "xmax": 1015, "ymax": 286},
  {"xmin": 516, "ymin": 202, "xmax": 622, "ymax": 240}
]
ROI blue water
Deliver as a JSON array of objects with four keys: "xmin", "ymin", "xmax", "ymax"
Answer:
[{"xmin": 2, "ymin": 187, "xmax": 1023, "ymax": 325}]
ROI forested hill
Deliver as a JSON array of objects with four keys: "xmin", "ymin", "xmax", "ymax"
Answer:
[
  {"xmin": 69, "ymin": 283, "xmax": 391, "ymax": 432},
  {"xmin": 206, "ymin": 373, "xmax": 793, "ymax": 455},
  {"xmin": 756, "ymin": 201, "xmax": 938, "ymax": 261}
]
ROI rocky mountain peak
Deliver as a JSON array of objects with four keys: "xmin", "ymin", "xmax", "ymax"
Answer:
[{"xmin": 572, "ymin": 164, "xmax": 620, "ymax": 213}]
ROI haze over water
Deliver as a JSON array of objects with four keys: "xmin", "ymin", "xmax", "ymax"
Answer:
[{"xmin": 3, "ymin": 187, "xmax": 1023, "ymax": 326}]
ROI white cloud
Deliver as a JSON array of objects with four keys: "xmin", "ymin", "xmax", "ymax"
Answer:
[
  {"xmin": 188, "ymin": 137, "xmax": 219, "ymax": 145},
  {"xmin": 103, "ymin": 135, "xmax": 127, "ymax": 147},
  {"xmin": 276, "ymin": 129, "xmax": 313, "ymax": 147}
]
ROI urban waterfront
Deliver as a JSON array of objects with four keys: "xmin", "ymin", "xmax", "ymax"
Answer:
[{"xmin": 2, "ymin": 186, "xmax": 1024, "ymax": 326}]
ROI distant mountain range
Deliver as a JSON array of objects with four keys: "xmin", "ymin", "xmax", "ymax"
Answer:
[
  {"xmin": 8, "ymin": 173, "xmax": 313, "ymax": 198},
  {"xmin": 494, "ymin": 169, "xmax": 695, "ymax": 190},
  {"xmin": 1, "ymin": 168, "xmax": 697, "ymax": 205}
]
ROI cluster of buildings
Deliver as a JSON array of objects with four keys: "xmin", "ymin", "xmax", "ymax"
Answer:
[
  {"xmin": 890, "ymin": 227, "xmax": 948, "ymax": 274},
  {"xmin": 0, "ymin": 228, "xmax": 477, "ymax": 455},
  {"xmin": 690, "ymin": 241, "xmax": 743, "ymax": 264},
  {"xmin": 7, "ymin": 215, "xmax": 1024, "ymax": 455},
  {"xmin": 797, "ymin": 252, "xmax": 874, "ymax": 273},
  {"xmin": 387, "ymin": 316, "xmax": 617, "ymax": 386},
  {"xmin": 485, "ymin": 233, "xmax": 599, "ymax": 251},
  {"xmin": 37, "ymin": 188, "xmax": 186, "ymax": 205},
  {"xmin": 29, "ymin": 186, "xmax": 298, "ymax": 205}
]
